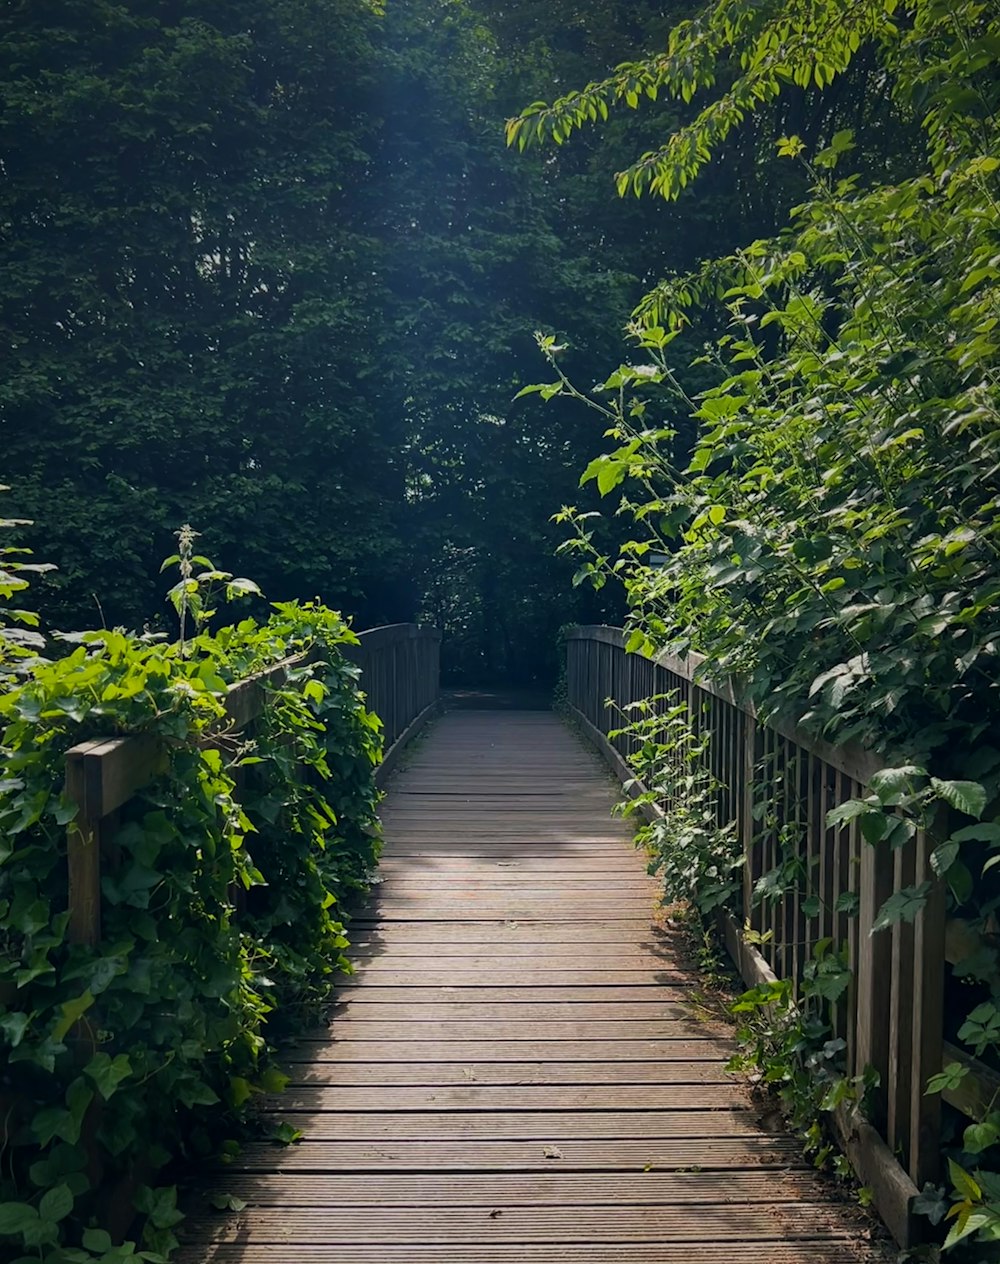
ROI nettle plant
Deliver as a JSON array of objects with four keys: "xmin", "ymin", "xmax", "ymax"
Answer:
[
  {"xmin": 0, "ymin": 525, "xmax": 382, "ymax": 1261},
  {"xmin": 611, "ymin": 694, "xmax": 742, "ymax": 919},
  {"xmin": 0, "ymin": 488, "xmax": 52, "ymax": 682},
  {"xmin": 513, "ymin": 0, "xmax": 1000, "ymax": 1248}
]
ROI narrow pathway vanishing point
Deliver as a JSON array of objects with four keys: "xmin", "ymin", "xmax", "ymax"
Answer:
[{"xmin": 179, "ymin": 707, "xmax": 887, "ymax": 1263}]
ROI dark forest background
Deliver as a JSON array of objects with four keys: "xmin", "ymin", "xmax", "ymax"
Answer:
[{"xmin": 0, "ymin": 0, "xmax": 895, "ymax": 684}]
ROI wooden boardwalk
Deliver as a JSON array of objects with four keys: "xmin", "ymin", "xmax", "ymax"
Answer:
[{"xmin": 180, "ymin": 709, "xmax": 885, "ymax": 1263}]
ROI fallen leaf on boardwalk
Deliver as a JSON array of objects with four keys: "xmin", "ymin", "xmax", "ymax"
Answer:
[
  {"xmin": 542, "ymin": 1146, "xmax": 563, "ymax": 1159},
  {"xmin": 489, "ymin": 1209, "xmax": 503, "ymax": 1218},
  {"xmin": 209, "ymin": 1195, "xmax": 247, "ymax": 1213},
  {"xmin": 643, "ymin": 1163, "xmax": 655, "ymax": 1172},
  {"xmin": 462, "ymin": 1067, "xmax": 477, "ymax": 1080}
]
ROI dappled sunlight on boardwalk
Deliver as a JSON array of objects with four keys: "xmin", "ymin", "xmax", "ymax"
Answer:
[{"xmin": 178, "ymin": 709, "xmax": 889, "ymax": 1264}]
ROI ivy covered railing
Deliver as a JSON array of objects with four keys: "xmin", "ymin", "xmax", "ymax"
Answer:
[
  {"xmin": 0, "ymin": 596, "xmax": 439, "ymax": 1262},
  {"xmin": 567, "ymin": 625, "xmax": 994, "ymax": 1248}
]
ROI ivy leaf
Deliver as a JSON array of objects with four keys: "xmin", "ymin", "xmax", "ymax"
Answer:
[
  {"xmin": 209, "ymin": 1193, "xmax": 248, "ymax": 1212},
  {"xmin": 0, "ymin": 1011, "xmax": 29, "ymax": 1047},
  {"xmin": 912, "ymin": 1183, "xmax": 949, "ymax": 1225},
  {"xmin": 52, "ymin": 989, "xmax": 95, "ymax": 1042},
  {"xmin": 84, "ymin": 1052, "xmax": 132, "ymax": 1101},
  {"xmin": 269, "ymin": 1121, "xmax": 302, "ymax": 1145},
  {"xmin": 229, "ymin": 1076, "xmax": 254, "ymax": 1108}
]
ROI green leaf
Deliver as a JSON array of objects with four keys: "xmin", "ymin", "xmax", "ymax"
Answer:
[
  {"xmin": 0, "ymin": 1203, "xmax": 40, "ymax": 1235},
  {"xmin": 229, "ymin": 1076, "xmax": 253, "ymax": 1108},
  {"xmin": 825, "ymin": 799, "xmax": 872, "ymax": 828},
  {"xmin": 270, "ymin": 1121, "xmax": 303, "ymax": 1145},
  {"xmin": 931, "ymin": 778, "xmax": 987, "ymax": 820},
  {"xmin": 84, "ymin": 1052, "xmax": 132, "ymax": 1101},
  {"xmin": 950, "ymin": 823, "xmax": 1000, "ymax": 844},
  {"xmin": 925, "ymin": 1062, "xmax": 969, "ymax": 1095},
  {"xmin": 949, "ymin": 1158, "xmax": 982, "ymax": 1203},
  {"xmin": 871, "ymin": 882, "xmax": 931, "ymax": 933},
  {"xmin": 52, "ymin": 990, "xmax": 95, "ymax": 1043},
  {"xmin": 38, "ymin": 1183, "xmax": 73, "ymax": 1223},
  {"xmin": 209, "ymin": 1193, "xmax": 248, "ymax": 1212}
]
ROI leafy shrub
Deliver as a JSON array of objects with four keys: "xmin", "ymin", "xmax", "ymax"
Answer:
[{"xmin": 0, "ymin": 534, "xmax": 381, "ymax": 1261}]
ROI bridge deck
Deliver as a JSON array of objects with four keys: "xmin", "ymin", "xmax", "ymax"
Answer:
[{"xmin": 179, "ymin": 709, "xmax": 885, "ymax": 1263}]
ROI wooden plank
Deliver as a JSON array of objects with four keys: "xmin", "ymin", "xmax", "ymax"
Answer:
[
  {"xmin": 270, "ymin": 1084, "xmax": 747, "ymax": 1111},
  {"xmin": 180, "ymin": 1245, "xmax": 870, "ymax": 1264},
  {"xmin": 337, "ymin": 970, "xmax": 690, "ymax": 986},
  {"xmin": 344, "ymin": 954, "xmax": 683, "ymax": 971},
  {"xmin": 282, "ymin": 1061, "xmax": 733, "ymax": 1087},
  {"xmin": 288, "ymin": 1039, "xmax": 735, "ymax": 1062},
  {"xmin": 192, "ymin": 1170, "xmax": 838, "ymax": 1206},
  {"xmin": 326, "ymin": 1001, "xmax": 701, "ymax": 1019},
  {"xmin": 343, "ymin": 923, "xmax": 673, "ymax": 943},
  {"xmin": 941, "ymin": 1041, "xmax": 1000, "ymax": 1122},
  {"xmin": 345, "ymin": 940, "xmax": 683, "ymax": 957},
  {"xmin": 330, "ymin": 986, "xmax": 695, "ymax": 1003},
  {"xmin": 226, "ymin": 1135, "xmax": 811, "ymax": 1172},
  {"xmin": 182, "ymin": 1204, "xmax": 863, "ymax": 1244},
  {"xmin": 303, "ymin": 1020, "xmax": 729, "ymax": 1042},
  {"xmin": 250, "ymin": 1110, "xmax": 763, "ymax": 1140}
]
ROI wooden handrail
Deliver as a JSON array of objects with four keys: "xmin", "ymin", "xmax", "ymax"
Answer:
[
  {"xmin": 64, "ymin": 625, "xmax": 440, "ymax": 946},
  {"xmin": 565, "ymin": 623, "xmax": 947, "ymax": 1248}
]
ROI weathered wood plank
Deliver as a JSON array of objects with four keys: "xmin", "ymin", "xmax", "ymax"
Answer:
[
  {"xmin": 224, "ymin": 1135, "xmax": 810, "ymax": 1172},
  {"xmin": 249, "ymin": 1109, "xmax": 764, "ymax": 1140},
  {"xmin": 182, "ymin": 1203, "xmax": 864, "ymax": 1244},
  {"xmin": 180, "ymin": 1247, "xmax": 871, "ymax": 1264},
  {"xmin": 191, "ymin": 1170, "xmax": 837, "ymax": 1206},
  {"xmin": 269, "ymin": 1084, "xmax": 747, "ymax": 1111},
  {"xmin": 325, "ymin": 1000, "xmax": 702, "ymax": 1019},
  {"xmin": 281, "ymin": 1060, "xmax": 733, "ymax": 1086},
  {"xmin": 285, "ymin": 1038, "xmax": 736, "ymax": 1062},
  {"xmin": 298, "ymin": 1019, "xmax": 728, "ymax": 1042},
  {"xmin": 329, "ymin": 986, "xmax": 694, "ymax": 1002}
]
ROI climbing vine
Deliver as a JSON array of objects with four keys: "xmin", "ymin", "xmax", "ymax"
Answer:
[{"xmin": 0, "ymin": 524, "xmax": 381, "ymax": 1261}]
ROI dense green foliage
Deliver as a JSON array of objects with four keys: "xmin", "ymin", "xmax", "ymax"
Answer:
[
  {"xmin": 1, "ymin": 0, "xmax": 826, "ymax": 685},
  {"xmin": 515, "ymin": 0, "xmax": 1000, "ymax": 1248},
  {"xmin": 0, "ymin": 533, "xmax": 381, "ymax": 1261}
]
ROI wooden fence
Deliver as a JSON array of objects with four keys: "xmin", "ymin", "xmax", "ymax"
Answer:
[
  {"xmin": 566, "ymin": 624, "xmax": 987, "ymax": 1247},
  {"xmin": 65, "ymin": 623, "xmax": 440, "ymax": 948},
  {"xmin": 342, "ymin": 623, "xmax": 441, "ymax": 754}
]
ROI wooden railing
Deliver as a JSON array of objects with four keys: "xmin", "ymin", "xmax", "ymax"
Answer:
[
  {"xmin": 566, "ymin": 625, "xmax": 957, "ymax": 1247},
  {"xmin": 342, "ymin": 623, "xmax": 441, "ymax": 755},
  {"xmin": 65, "ymin": 624, "xmax": 440, "ymax": 948}
]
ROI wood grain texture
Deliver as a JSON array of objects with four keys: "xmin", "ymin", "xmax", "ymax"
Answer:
[{"xmin": 179, "ymin": 708, "xmax": 889, "ymax": 1263}]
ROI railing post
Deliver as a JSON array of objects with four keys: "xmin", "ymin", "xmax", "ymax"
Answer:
[{"xmin": 65, "ymin": 741, "xmax": 106, "ymax": 947}]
